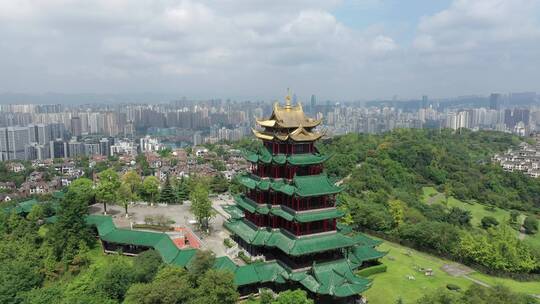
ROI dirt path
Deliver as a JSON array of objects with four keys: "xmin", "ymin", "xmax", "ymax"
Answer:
[{"xmin": 463, "ymin": 275, "xmax": 491, "ymax": 288}]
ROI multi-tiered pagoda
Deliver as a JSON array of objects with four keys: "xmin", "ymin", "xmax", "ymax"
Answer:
[{"xmin": 224, "ymin": 94, "xmax": 385, "ymax": 302}]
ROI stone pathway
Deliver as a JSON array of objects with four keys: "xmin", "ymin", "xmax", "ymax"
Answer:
[{"xmin": 463, "ymin": 275, "xmax": 491, "ymax": 288}]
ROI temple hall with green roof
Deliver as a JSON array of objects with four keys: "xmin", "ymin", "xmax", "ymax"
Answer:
[{"xmin": 222, "ymin": 94, "xmax": 386, "ymax": 302}]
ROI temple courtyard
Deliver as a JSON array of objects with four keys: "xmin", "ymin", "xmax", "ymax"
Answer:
[{"xmin": 88, "ymin": 194, "xmax": 235, "ymax": 258}]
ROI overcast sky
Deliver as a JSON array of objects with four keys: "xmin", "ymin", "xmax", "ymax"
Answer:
[{"xmin": 1, "ymin": 0, "xmax": 539, "ymax": 101}]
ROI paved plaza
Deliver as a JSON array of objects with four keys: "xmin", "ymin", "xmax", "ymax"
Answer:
[{"xmin": 89, "ymin": 193, "xmax": 235, "ymax": 257}]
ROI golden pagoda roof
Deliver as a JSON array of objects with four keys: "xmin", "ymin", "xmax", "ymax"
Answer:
[
  {"xmin": 252, "ymin": 126, "xmax": 324, "ymax": 142},
  {"xmin": 256, "ymin": 95, "xmax": 321, "ymax": 129}
]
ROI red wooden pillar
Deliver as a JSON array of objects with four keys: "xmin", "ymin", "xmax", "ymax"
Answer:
[
  {"xmin": 307, "ymin": 222, "xmax": 311, "ymax": 235},
  {"xmin": 289, "ymin": 166, "xmax": 292, "ymax": 179},
  {"xmin": 289, "ymin": 166, "xmax": 293, "ymax": 179},
  {"xmin": 323, "ymin": 220, "xmax": 328, "ymax": 232}
]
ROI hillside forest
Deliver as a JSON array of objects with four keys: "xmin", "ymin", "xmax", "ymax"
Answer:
[{"xmin": 319, "ymin": 129, "xmax": 540, "ymax": 276}]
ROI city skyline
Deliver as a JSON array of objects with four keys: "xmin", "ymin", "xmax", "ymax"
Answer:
[{"xmin": 1, "ymin": 0, "xmax": 540, "ymax": 101}]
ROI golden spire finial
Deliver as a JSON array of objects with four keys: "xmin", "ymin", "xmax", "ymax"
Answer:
[{"xmin": 285, "ymin": 88, "xmax": 292, "ymax": 108}]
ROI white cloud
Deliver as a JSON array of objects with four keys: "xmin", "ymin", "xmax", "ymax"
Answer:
[
  {"xmin": 0, "ymin": 0, "xmax": 539, "ymax": 99},
  {"xmin": 414, "ymin": 0, "xmax": 540, "ymax": 53},
  {"xmin": 371, "ymin": 35, "xmax": 397, "ymax": 52}
]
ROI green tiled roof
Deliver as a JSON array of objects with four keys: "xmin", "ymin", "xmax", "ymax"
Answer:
[
  {"xmin": 222, "ymin": 205, "xmax": 245, "ymax": 219},
  {"xmin": 234, "ymin": 195, "xmax": 344, "ymax": 223},
  {"xmin": 224, "ymin": 219, "xmax": 358, "ymax": 256},
  {"xmin": 290, "ymin": 259, "xmax": 372, "ymax": 297},
  {"xmin": 214, "ymin": 256, "xmax": 238, "ymax": 273},
  {"xmin": 234, "ymin": 195, "xmax": 269, "ymax": 214},
  {"xmin": 270, "ymin": 207, "xmax": 294, "ymax": 221},
  {"xmin": 295, "ymin": 209, "xmax": 344, "ymax": 223},
  {"xmin": 351, "ymin": 234, "xmax": 384, "ymax": 247},
  {"xmin": 269, "ymin": 180, "xmax": 296, "ymax": 196},
  {"xmin": 171, "ymin": 249, "xmax": 197, "ymax": 267},
  {"xmin": 308, "ymin": 259, "xmax": 372, "ymax": 297},
  {"xmin": 234, "ymin": 261, "xmax": 287, "ymax": 285},
  {"xmin": 347, "ymin": 245, "xmax": 387, "ymax": 267},
  {"xmin": 86, "ymin": 215, "xmax": 194, "ymax": 265},
  {"xmin": 337, "ymin": 222, "xmax": 353, "ymax": 234},
  {"xmin": 243, "ymin": 148, "xmax": 330, "ymax": 166},
  {"xmin": 6, "ymin": 194, "xmax": 382, "ymax": 299},
  {"xmin": 85, "ymin": 215, "xmax": 295, "ymax": 288},
  {"xmin": 237, "ymin": 173, "xmax": 343, "ymax": 197},
  {"xmin": 293, "ymin": 174, "xmax": 342, "ymax": 197}
]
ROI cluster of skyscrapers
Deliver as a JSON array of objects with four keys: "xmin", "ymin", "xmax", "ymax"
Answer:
[
  {"xmin": 0, "ymin": 92, "xmax": 538, "ymax": 161},
  {"xmin": 0, "ymin": 122, "xmax": 115, "ymax": 161}
]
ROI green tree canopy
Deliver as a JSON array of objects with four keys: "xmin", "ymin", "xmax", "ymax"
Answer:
[
  {"xmin": 189, "ymin": 183, "xmax": 214, "ymax": 231},
  {"xmin": 123, "ymin": 170, "xmax": 142, "ymax": 197},
  {"xmin": 96, "ymin": 169, "xmax": 121, "ymax": 214},
  {"xmin": 481, "ymin": 216, "xmax": 499, "ymax": 229},
  {"xmin": 142, "ymin": 176, "xmax": 160, "ymax": 205},
  {"xmin": 124, "ymin": 267, "xmax": 193, "ymax": 304},
  {"xmin": 188, "ymin": 250, "xmax": 216, "ymax": 281},
  {"xmin": 210, "ymin": 173, "xmax": 229, "ymax": 194},
  {"xmin": 176, "ymin": 176, "xmax": 190, "ymax": 203},
  {"xmin": 271, "ymin": 289, "xmax": 313, "ymax": 304},
  {"xmin": 94, "ymin": 259, "xmax": 134, "ymax": 301},
  {"xmin": 523, "ymin": 216, "xmax": 539, "ymax": 235},
  {"xmin": 47, "ymin": 181, "xmax": 95, "ymax": 262},
  {"xmin": 132, "ymin": 250, "xmax": 163, "ymax": 283},
  {"xmin": 118, "ymin": 182, "xmax": 135, "ymax": 217},
  {"xmin": 66, "ymin": 178, "xmax": 95, "ymax": 205},
  {"xmin": 191, "ymin": 269, "xmax": 238, "ymax": 304},
  {"xmin": 159, "ymin": 176, "xmax": 176, "ymax": 204}
]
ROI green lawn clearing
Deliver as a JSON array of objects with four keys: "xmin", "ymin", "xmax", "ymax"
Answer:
[
  {"xmin": 421, "ymin": 187, "xmax": 540, "ymax": 248},
  {"xmin": 364, "ymin": 241, "xmax": 473, "ymax": 304},
  {"xmin": 421, "ymin": 187, "xmax": 522, "ymax": 228},
  {"xmin": 363, "ymin": 239, "xmax": 540, "ymax": 304},
  {"xmin": 468, "ymin": 272, "xmax": 540, "ymax": 295},
  {"xmin": 524, "ymin": 231, "xmax": 540, "ymax": 252}
]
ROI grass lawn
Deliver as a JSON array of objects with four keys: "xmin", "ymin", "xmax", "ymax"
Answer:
[
  {"xmin": 421, "ymin": 186, "xmax": 441, "ymax": 202},
  {"xmin": 524, "ymin": 232, "xmax": 540, "ymax": 252},
  {"xmin": 421, "ymin": 187, "xmax": 524, "ymax": 228},
  {"xmin": 364, "ymin": 241, "xmax": 474, "ymax": 304},
  {"xmin": 363, "ymin": 240, "xmax": 540, "ymax": 304},
  {"xmin": 420, "ymin": 187, "xmax": 540, "ymax": 249},
  {"xmin": 468, "ymin": 272, "xmax": 540, "ymax": 295}
]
